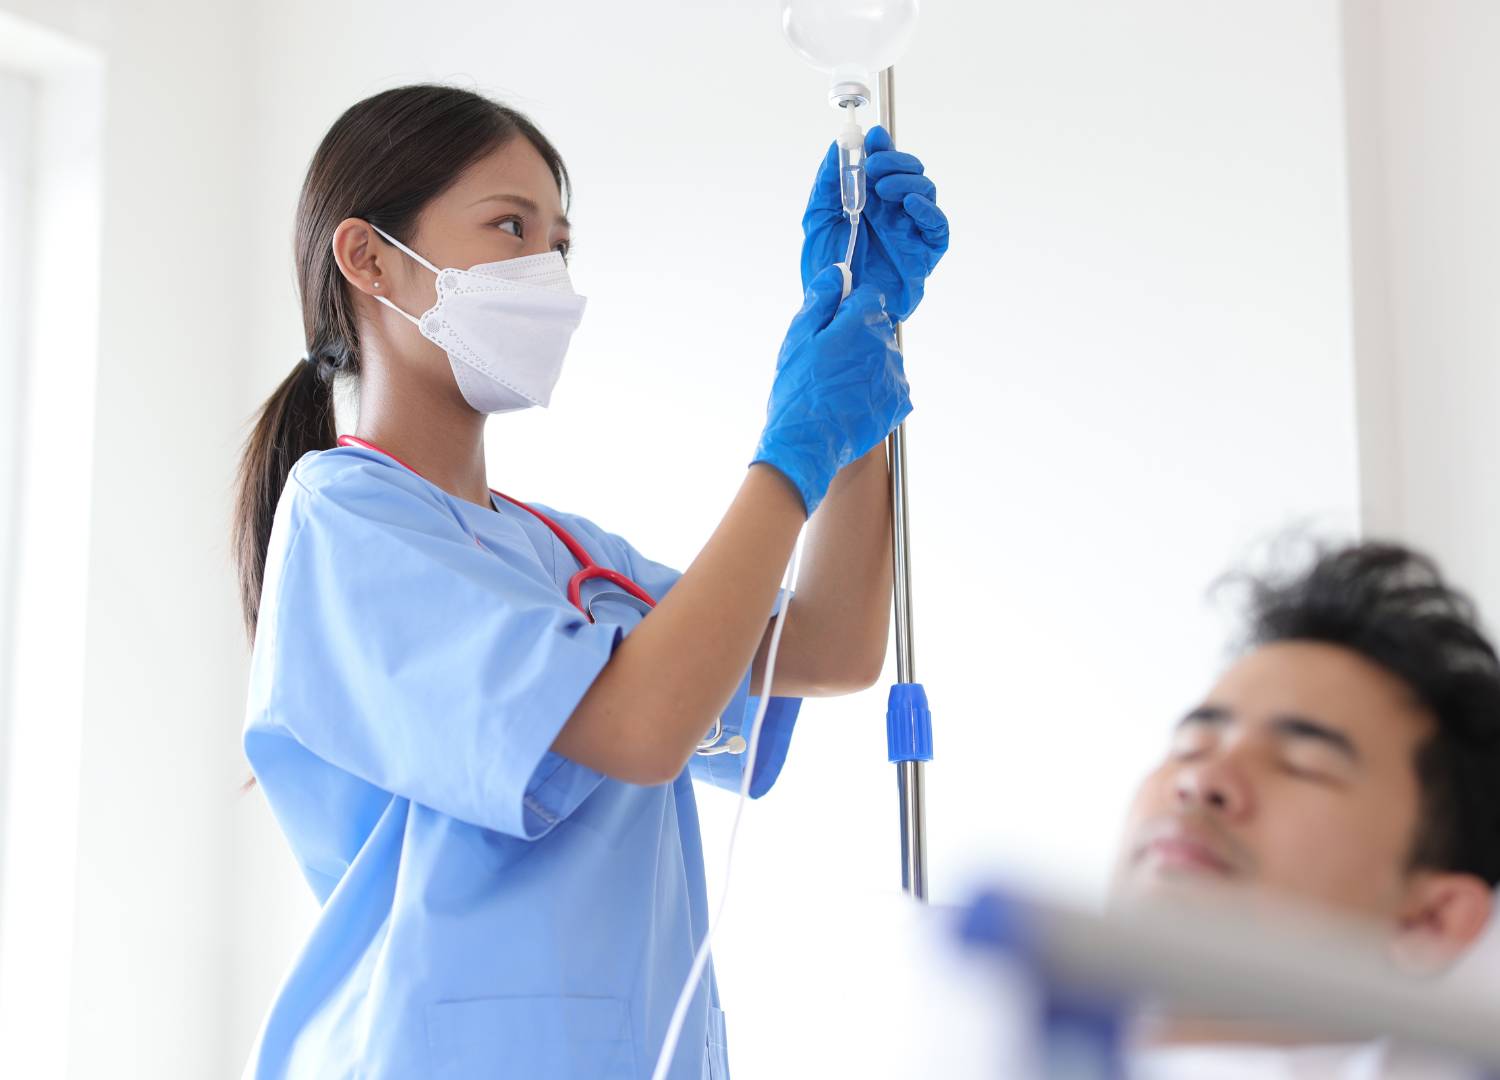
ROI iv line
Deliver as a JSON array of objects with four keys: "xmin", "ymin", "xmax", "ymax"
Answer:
[
  {"xmin": 649, "ymin": 534, "xmax": 805, "ymax": 1080},
  {"xmin": 651, "ymin": 110, "xmax": 865, "ymax": 1075}
]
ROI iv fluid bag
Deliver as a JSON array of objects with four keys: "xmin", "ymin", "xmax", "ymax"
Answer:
[{"xmin": 779, "ymin": 0, "xmax": 921, "ymax": 84}]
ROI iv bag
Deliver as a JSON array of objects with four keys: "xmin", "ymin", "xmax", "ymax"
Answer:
[{"xmin": 779, "ymin": 0, "xmax": 921, "ymax": 91}]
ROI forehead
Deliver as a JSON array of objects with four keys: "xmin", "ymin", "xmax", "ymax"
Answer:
[
  {"xmin": 1205, "ymin": 641, "xmax": 1433, "ymax": 758},
  {"xmin": 439, "ymin": 137, "xmax": 564, "ymax": 212}
]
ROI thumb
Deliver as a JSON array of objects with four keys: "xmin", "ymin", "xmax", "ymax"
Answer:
[{"xmin": 800, "ymin": 264, "xmax": 846, "ymax": 328}]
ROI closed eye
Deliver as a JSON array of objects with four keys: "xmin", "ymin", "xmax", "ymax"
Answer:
[
  {"xmin": 1278, "ymin": 743, "xmax": 1353, "ymax": 785},
  {"xmin": 1279, "ymin": 760, "xmax": 1343, "ymax": 785}
]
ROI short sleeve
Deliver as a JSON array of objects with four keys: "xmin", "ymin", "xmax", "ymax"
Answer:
[
  {"xmin": 244, "ymin": 454, "xmax": 620, "ymax": 841},
  {"xmin": 583, "ymin": 528, "xmax": 802, "ymax": 800}
]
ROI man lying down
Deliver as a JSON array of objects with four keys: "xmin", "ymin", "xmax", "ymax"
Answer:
[{"xmin": 1115, "ymin": 540, "xmax": 1500, "ymax": 1079}]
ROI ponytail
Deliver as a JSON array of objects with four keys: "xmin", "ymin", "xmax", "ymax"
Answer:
[{"xmin": 232, "ymin": 356, "xmax": 337, "ymax": 641}]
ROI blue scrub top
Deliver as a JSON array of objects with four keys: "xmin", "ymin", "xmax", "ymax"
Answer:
[{"xmin": 242, "ymin": 445, "xmax": 801, "ymax": 1079}]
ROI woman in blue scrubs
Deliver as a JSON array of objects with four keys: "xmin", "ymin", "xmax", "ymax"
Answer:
[{"xmin": 232, "ymin": 84, "xmax": 946, "ymax": 1079}]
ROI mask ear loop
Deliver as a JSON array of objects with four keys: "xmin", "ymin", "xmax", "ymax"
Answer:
[{"xmin": 365, "ymin": 222, "xmax": 438, "ymax": 326}]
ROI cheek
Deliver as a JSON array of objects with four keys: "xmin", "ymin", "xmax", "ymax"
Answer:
[
  {"xmin": 1251, "ymin": 786, "xmax": 1414, "ymax": 916},
  {"xmin": 1125, "ymin": 766, "xmax": 1176, "ymax": 824},
  {"xmin": 1114, "ymin": 768, "xmax": 1176, "ymax": 862}
]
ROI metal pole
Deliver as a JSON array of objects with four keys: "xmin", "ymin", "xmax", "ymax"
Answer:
[{"xmin": 880, "ymin": 65, "xmax": 929, "ymax": 902}]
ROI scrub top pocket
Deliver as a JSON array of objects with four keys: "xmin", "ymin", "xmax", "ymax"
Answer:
[
  {"xmin": 425, "ymin": 995, "xmax": 636, "ymax": 1079},
  {"xmin": 705, "ymin": 1005, "xmax": 731, "ymax": 1080}
]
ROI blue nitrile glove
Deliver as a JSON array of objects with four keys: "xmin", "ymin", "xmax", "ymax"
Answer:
[
  {"xmin": 800, "ymin": 124, "xmax": 950, "ymax": 322},
  {"xmin": 752, "ymin": 267, "xmax": 913, "ymax": 516}
]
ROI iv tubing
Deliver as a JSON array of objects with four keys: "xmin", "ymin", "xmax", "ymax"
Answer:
[{"xmin": 648, "ymin": 537, "xmax": 805, "ymax": 1080}]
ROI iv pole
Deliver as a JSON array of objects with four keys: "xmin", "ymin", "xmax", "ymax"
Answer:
[{"xmin": 878, "ymin": 64, "xmax": 934, "ymax": 902}]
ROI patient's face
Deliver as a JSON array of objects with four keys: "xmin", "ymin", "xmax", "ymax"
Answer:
[{"xmin": 1114, "ymin": 641, "xmax": 1434, "ymax": 923}]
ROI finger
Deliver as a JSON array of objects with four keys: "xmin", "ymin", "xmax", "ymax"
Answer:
[
  {"xmin": 873, "ymin": 172, "xmax": 937, "ymax": 205},
  {"xmin": 864, "ymin": 124, "xmax": 894, "ymax": 156},
  {"xmin": 807, "ymin": 140, "xmax": 842, "ymax": 207},
  {"xmin": 903, "ymin": 194, "xmax": 949, "ymax": 236},
  {"xmin": 838, "ymin": 284, "xmax": 893, "ymax": 332},
  {"xmin": 865, "ymin": 149, "xmax": 925, "ymax": 183},
  {"xmin": 799, "ymin": 264, "xmax": 848, "ymax": 331}
]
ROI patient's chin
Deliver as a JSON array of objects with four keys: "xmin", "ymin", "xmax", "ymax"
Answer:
[{"xmin": 1114, "ymin": 862, "xmax": 1248, "ymax": 911}]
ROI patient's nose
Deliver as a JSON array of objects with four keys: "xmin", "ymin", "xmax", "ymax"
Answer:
[{"xmin": 1174, "ymin": 753, "xmax": 1250, "ymax": 820}]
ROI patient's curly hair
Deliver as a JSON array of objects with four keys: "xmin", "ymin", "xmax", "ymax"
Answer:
[{"xmin": 1233, "ymin": 541, "xmax": 1500, "ymax": 886}]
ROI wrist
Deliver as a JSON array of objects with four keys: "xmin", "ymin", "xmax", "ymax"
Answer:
[
  {"xmin": 747, "ymin": 457, "xmax": 822, "ymax": 519},
  {"xmin": 823, "ymin": 441, "xmax": 887, "ymax": 490}
]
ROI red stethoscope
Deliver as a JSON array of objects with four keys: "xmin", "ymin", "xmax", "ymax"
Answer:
[
  {"xmin": 337, "ymin": 435, "xmax": 657, "ymax": 621},
  {"xmin": 335, "ymin": 435, "xmax": 741, "ymax": 756}
]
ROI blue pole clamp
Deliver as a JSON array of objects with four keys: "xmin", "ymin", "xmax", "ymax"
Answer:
[{"xmin": 886, "ymin": 682, "xmax": 933, "ymax": 763}]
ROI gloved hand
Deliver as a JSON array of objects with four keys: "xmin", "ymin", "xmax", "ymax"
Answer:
[
  {"xmin": 752, "ymin": 266, "xmax": 913, "ymax": 516},
  {"xmin": 800, "ymin": 125, "xmax": 949, "ymax": 322}
]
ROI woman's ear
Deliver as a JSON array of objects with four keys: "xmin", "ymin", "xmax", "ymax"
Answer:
[
  {"xmin": 1390, "ymin": 871, "xmax": 1494, "ymax": 975},
  {"xmin": 331, "ymin": 218, "xmax": 389, "ymax": 298}
]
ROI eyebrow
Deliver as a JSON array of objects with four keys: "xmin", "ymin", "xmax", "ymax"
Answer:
[
  {"xmin": 468, "ymin": 192, "xmax": 571, "ymax": 231},
  {"xmin": 1177, "ymin": 705, "xmax": 1361, "ymax": 764}
]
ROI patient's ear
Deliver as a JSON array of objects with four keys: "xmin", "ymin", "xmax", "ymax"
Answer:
[{"xmin": 1390, "ymin": 871, "xmax": 1493, "ymax": 975}]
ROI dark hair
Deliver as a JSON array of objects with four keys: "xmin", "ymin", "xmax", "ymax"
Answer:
[
  {"xmin": 231, "ymin": 84, "xmax": 570, "ymax": 640},
  {"xmin": 1233, "ymin": 541, "xmax": 1500, "ymax": 886}
]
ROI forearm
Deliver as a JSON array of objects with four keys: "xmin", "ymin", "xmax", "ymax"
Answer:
[
  {"xmin": 753, "ymin": 443, "xmax": 894, "ymax": 695},
  {"xmin": 554, "ymin": 464, "xmax": 807, "ymax": 784}
]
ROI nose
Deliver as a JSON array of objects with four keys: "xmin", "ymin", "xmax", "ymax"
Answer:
[{"xmin": 1174, "ymin": 752, "xmax": 1251, "ymax": 820}]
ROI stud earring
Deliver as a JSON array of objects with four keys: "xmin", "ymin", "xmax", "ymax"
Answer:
[{"xmin": 373, "ymin": 282, "xmax": 381, "ymax": 289}]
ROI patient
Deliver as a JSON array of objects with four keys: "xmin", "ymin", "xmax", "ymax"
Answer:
[{"xmin": 1113, "ymin": 541, "xmax": 1500, "ymax": 1077}]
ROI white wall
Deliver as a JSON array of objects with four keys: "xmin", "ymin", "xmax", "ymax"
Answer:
[
  {"xmin": 0, "ymin": 12, "xmax": 103, "ymax": 1078},
  {"xmin": 9, "ymin": 0, "xmax": 1498, "ymax": 1076},
  {"xmin": 0, "ymin": 66, "xmax": 32, "ymax": 883},
  {"xmin": 0, "ymin": 1, "xmax": 251, "ymax": 1078},
  {"xmin": 1344, "ymin": 0, "xmax": 1500, "ymax": 617},
  {"xmin": 63, "ymin": 0, "xmax": 253, "ymax": 1068}
]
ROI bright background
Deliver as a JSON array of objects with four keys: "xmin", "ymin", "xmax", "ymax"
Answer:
[{"xmin": 0, "ymin": 0, "xmax": 1496, "ymax": 1076}]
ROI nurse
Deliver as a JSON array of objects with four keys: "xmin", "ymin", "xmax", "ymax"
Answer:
[{"xmin": 233, "ymin": 83, "xmax": 947, "ymax": 1079}]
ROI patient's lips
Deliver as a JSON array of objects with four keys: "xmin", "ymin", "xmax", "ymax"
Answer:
[{"xmin": 1134, "ymin": 821, "xmax": 1239, "ymax": 878}]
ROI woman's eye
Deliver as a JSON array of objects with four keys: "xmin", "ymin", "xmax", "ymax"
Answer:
[{"xmin": 496, "ymin": 218, "xmax": 522, "ymax": 238}]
